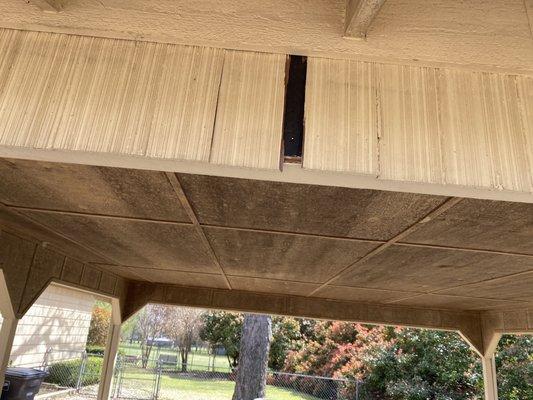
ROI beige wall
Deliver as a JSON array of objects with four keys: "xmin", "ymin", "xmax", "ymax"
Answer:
[{"xmin": 0, "ymin": 284, "xmax": 95, "ymax": 367}]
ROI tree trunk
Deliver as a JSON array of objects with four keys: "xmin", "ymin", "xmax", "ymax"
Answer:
[
  {"xmin": 181, "ymin": 348, "xmax": 188, "ymax": 372},
  {"xmin": 232, "ymin": 314, "xmax": 272, "ymax": 400},
  {"xmin": 141, "ymin": 340, "xmax": 153, "ymax": 369}
]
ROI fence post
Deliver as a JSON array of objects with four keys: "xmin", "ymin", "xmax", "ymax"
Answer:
[
  {"xmin": 76, "ymin": 351, "xmax": 88, "ymax": 391},
  {"xmin": 42, "ymin": 347, "xmax": 52, "ymax": 369},
  {"xmin": 355, "ymin": 380, "xmax": 359, "ymax": 400},
  {"xmin": 154, "ymin": 361, "xmax": 162, "ymax": 400},
  {"xmin": 115, "ymin": 355, "xmax": 124, "ymax": 399}
]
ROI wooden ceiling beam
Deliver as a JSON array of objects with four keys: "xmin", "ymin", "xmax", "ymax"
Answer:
[
  {"xmin": 345, "ymin": 0, "xmax": 387, "ymax": 38},
  {"xmin": 43, "ymin": 0, "xmax": 70, "ymax": 11}
]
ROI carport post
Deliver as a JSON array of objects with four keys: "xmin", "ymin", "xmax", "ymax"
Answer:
[
  {"xmin": 0, "ymin": 317, "xmax": 18, "ymax": 390},
  {"xmin": 480, "ymin": 332, "xmax": 501, "ymax": 400},
  {"xmin": 0, "ymin": 270, "xmax": 18, "ymax": 390},
  {"xmin": 482, "ymin": 354, "xmax": 498, "ymax": 400},
  {"xmin": 97, "ymin": 298, "xmax": 122, "ymax": 400}
]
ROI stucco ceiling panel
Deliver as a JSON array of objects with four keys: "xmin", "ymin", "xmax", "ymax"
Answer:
[
  {"xmin": 333, "ymin": 245, "xmax": 533, "ymax": 292},
  {"xmin": 179, "ymin": 174, "xmax": 446, "ymax": 240},
  {"xmin": 204, "ymin": 227, "xmax": 378, "ymax": 283},
  {"xmin": 0, "ymin": 158, "xmax": 190, "ymax": 222},
  {"xmin": 228, "ymin": 276, "xmax": 319, "ymax": 297},
  {"xmin": 436, "ymin": 273, "xmax": 533, "ymax": 302},
  {"xmin": 313, "ymin": 285, "xmax": 416, "ymax": 304},
  {"xmin": 403, "ymin": 198, "xmax": 533, "ymax": 255},
  {"xmin": 15, "ymin": 212, "xmax": 217, "ymax": 273}
]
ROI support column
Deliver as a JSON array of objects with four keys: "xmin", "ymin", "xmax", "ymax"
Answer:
[
  {"xmin": 480, "ymin": 330, "xmax": 501, "ymax": 400},
  {"xmin": 97, "ymin": 298, "xmax": 122, "ymax": 400},
  {"xmin": 460, "ymin": 320, "xmax": 501, "ymax": 400},
  {"xmin": 0, "ymin": 270, "xmax": 18, "ymax": 391},
  {"xmin": 481, "ymin": 354, "xmax": 498, "ymax": 400},
  {"xmin": 0, "ymin": 318, "xmax": 19, "ymax": 390}
]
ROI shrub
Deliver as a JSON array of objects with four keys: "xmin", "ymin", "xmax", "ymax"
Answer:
[
  {"xmin": 87, "ymin": 306, "xmax": 111, "ymax": 346},
  {"xmin": 86, "ymin": 345, "xmax": 105, "ymax": 356},
  {"xmin": 45, "ymin": 356, "xmax": 103, "ymax": 387},
  {"xmin": 86, "ymin": 345, "xmax": 124, "ymax": 357}
]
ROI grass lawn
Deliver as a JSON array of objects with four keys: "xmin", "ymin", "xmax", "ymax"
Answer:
[
  {"xmin": 117, "ymin": 345, "xmax": 322, "ymax": 399},
  {"xmin": 116, "ymin": 369, "xmax": 320, "ymax": 400},
  {"xmin": 158, "ymin": 374, "xmax": 320, "ymax": 400}
]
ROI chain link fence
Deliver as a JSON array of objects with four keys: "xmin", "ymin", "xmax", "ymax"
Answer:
[
  {"xmin": 26, "ymin": 348, "xmax": 159, "ymax": 400},
  {"xmin": 154, "ymin": 359, "xmax": 362, "ymax": 400},
  {"xmin": 39, "ymin": 348, "xmax": 103, "ymax": 399},
  {"xmin": 268, "ymin": 370, "xmax": 361, "ymax": 400},
  {"xmin": 9, "ymin": 347, "xmax": 363, "ymax": 400},
  {"xmin": 112, "ymin": 356, "xmax": 161, "ymax": 400}
]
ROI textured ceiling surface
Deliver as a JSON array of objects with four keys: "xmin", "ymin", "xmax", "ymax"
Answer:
[{"xmin": 0, "ymin": 158, "xmax": 531, "ymax": 312}]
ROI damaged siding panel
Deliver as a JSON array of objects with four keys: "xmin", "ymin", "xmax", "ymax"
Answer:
[
  {"xmin": 0, "ymin": 29, "xmax": 223, "ymax": 162},
  {"xmin": 378, "ymin": 64, "xmax": 444, "ymax": 184},
  {"xmin": 303, "ymin": 58, "xmax": 378, "ymax": 175},
  {"xmin": 437, "ymin": 70, "xmax": 532, "ymax": 191},
  {"xmin": 210, "ymin": 50, "xmax": 287, "ymax": 170},
  {"xmin": 304, "ymin": 56, "xmax": 533, "ymax": 193}
]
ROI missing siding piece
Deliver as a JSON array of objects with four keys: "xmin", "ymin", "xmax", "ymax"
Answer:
[{"xmin": 282, "ymin": 55, "xmax": 307, "ymax": 161}]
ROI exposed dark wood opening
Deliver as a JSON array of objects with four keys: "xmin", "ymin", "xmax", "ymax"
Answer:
[{"xmin": 282, "ymin": 55, "xmax": 307, "ymax": 162}]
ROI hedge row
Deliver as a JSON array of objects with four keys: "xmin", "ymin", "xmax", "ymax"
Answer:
[{"xmin": 45, "ymin": 356, "xmax": 103, "ymax": 387}]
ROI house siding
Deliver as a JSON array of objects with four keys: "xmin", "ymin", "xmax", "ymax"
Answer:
[{"xmin": 0, "ymin": 284, "xmax": 94, "ymax": 367}]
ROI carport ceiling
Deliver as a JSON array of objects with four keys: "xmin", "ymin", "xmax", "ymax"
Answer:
[{"xmin": 0, "ymin": 157, "xmax": 531, "ymax": 312}]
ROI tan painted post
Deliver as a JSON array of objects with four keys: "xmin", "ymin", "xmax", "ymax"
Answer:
[
  {"xmin": 461, "ymin": 320, "xmax": 501, "ymax": 400},
  {"xmin": 0, "ymin": 317, "xmax": 19, "ymax": 390},
  {"xmin": 481, "ymin": 354, "xmax": 498, "ymax": 400},
  {"xmin": 480, "ymin": 331, "xmax": 501, "ymax": 400},
  {"xmin": 97, "ymin": 298, "xmax": 122, "ymax": 400},
  {"xmin": 0, "ymin": 270, "xmax": 18, "ymax": 390}
]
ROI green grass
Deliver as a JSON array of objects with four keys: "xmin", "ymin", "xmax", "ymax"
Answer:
[
  {"xmin": 159, "ymin": 376, "xmax": 320, "ymax": 400},
  {"xmin": 123, "ymin": 372, "xmax": 319, "ymax": 400},
  {"xmin": 119, "ymin": 343, "xmax": 230, "ymax": 372},
  {"xmin": 117, "ymin": 344, "xmax": 320, "ymax": 399}
]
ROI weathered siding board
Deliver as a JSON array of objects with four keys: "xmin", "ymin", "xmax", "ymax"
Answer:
[
  {"xmin": 304, "ymin": 58, "xmax": 378, "ymax": 174},
  {"xmin": 437, "ymin": 69, "xmax": 496, "ymax": 189},
  {"xmin": 516, "ymin": 76, "xmax": 533, "ymax": 190},
  {"xmin": 210, "ymin": 51, "xmax": 287, "ymax": 169},
  {"xmin": 0, "ymin": 29, "xmax": 224, "ymax": 162},
  {"xmin": 378, "ymin": 64, "xmax": 443, "ymax": 183},
  {"xmin": 304, "ymin": 57, "xmax": 533, "ymax": 193},
  {"xmin": 145, "ymin": 45, "xmax": 224, "ymax": 161},
  {"xmin": 0, "ymin": 27, "xmax": 532, "ymax": 195},
  {"xmin": 0, "ymin": 29, "xmax": 286, "ymax": 169},
  {"xmin": 437, "ymin": 70, "xmax": 532, "ymax": 191}
]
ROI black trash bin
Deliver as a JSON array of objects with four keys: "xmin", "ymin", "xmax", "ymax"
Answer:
[{"xmin": 1, "ymin": 368, "xmax": 48, "ymax": 400}]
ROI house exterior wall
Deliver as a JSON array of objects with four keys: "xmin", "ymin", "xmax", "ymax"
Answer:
[{"xmin": 0, "ymin": 284, "xmax": 94, "ymax": 367}]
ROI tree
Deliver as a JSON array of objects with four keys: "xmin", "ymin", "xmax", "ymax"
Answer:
[
  {"xmin": 285, "ymin": 323, "xmax": 482, "ymax": 400},
  {"xmin": 496, "ymin": 334, "xmax": 533, "ymax": 400},
  {"xmin": 201, "ymin": 311, "xmax": 244, "ymax": 370},
  {"xmin": 201, "ymin": 312, "xmax": 305, "ymax": 371},
  {"xmin": 120, "ymin": 313, "xmax": 139, "ymax": 343},
  {"xmin": 269, "ymin": 317, "xmax": 302, "ymax": 370},
  {"xmin": 232, "ymin": 314, "xmax": 272, "ymax": 400},
  {"xmin": 164, "ymin": 307, "xmax": 205, "ymax": 372},
  {"xmin": 361, "ymin": 329, "xmax": 481, "ymax": 400},
  {"xmin": 137, "ymin": 304, "xmax": 169, "ymax": 368},
  {"xmin": 87, "ymin": 304, "xmax": 111, "ymax": 346}
]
